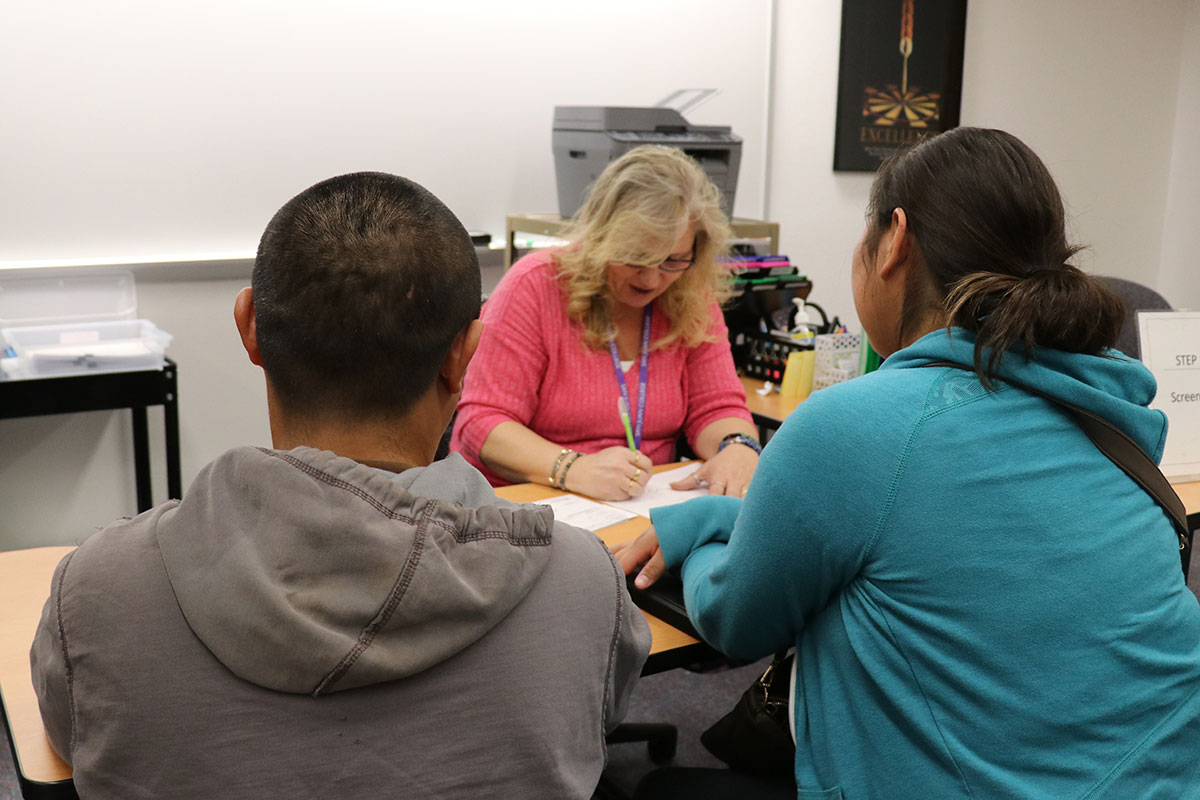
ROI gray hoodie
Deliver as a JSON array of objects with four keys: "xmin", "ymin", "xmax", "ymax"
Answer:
[{"xmin": 31, "ymin": 447, "xmax": 650, "ymax": 799}]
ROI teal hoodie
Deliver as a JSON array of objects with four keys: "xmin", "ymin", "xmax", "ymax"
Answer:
[{"xmin": 653, "ymin": 328, "xmax": 1200, "ymax": 799}]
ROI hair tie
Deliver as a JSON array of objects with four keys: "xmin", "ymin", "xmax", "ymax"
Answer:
[
  {"xmin": 1024, "ymin": 263, "xmax": 1078, "ymax": 281},
  {"xmin": 1022, "ymin": 267, "xmax": 1060, "ymax": 281}
]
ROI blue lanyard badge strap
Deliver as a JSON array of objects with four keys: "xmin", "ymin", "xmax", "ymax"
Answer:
[{"xmin": 606, "ymin": 306, "xmax": 652, "ymax": 451}]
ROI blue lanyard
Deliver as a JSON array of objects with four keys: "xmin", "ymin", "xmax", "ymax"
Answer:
[{"xmin": 607, "ymin": 306, "xmax": 652, "ymax": 450}]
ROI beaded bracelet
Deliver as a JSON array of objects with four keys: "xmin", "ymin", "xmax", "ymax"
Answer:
[
  {"xmin": 549, "ymin": 448, "xmax": 574, "ymax": 487},
  {"xmin": 717, "ymin": 432, "xmax": 763, "ymax": 455},
  {"xmin": 557, "ymin": 451, "xmax": 583, "ymax": 490}
]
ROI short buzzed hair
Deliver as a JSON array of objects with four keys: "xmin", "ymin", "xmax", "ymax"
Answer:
[{"xmin": 252, "ymin": 172, "xmax": 481, "ymax": 418}]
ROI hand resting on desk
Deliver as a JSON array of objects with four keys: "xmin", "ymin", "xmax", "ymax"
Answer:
[
  {"xmin": 612, "ymin": 442, "xmax": 756, "ymax": 586},
  {"xmin": 612, "ymin": 525, "xmax": 667, "ymax": 589},
  {"xmin": 667, "ymin": 441, "xmax": 757, "ymax": 497}
]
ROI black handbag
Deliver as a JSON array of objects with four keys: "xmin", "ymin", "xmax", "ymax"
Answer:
[{"xmin": 699, "ymin": 650, "xmax": 796, "ymax": 775}]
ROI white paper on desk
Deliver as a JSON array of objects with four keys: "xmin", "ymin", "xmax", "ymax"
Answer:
[
  {"xmin": 534, "ymin": 494, "xmax": 638, "ymax": 531},
  {"xmin": 597, "ymin": 464, "xmax": 709, "ymax": 518}
]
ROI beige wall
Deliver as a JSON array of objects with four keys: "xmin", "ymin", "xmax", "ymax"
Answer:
[
  {"xmin": 959, "ymin": 1, "xmax": 1189, "ymax": 296},
  {"xmin": 768, "ymin": 0, "xmax": 1195, "ymax": 331},
  {"xmin": 1160, "ymin": 0, "xmax": 1200, "ymax": 309}
]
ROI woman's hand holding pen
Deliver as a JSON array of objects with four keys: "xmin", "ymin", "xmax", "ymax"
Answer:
[{"xmin": 564, "ymin": 447, "xmax": 652, "ymax": 501}]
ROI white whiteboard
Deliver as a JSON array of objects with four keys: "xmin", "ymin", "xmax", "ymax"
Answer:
[{"xmin": 0, "ymin": 0, "xmax": 771, "ymax": 266}]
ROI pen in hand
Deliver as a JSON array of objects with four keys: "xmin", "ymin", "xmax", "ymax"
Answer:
[{"xmin": 617, "ymin": 396, "xmax": 637, "ymax": 451}]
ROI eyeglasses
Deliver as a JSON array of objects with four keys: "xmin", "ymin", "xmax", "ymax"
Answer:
[{"xmin": 615, "ymin": 249, "xmax": 696, "ymax": 273}]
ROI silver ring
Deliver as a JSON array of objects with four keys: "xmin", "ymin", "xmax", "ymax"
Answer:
[{"xmin": 711, "ymin": 481, "xmax": 726, "ymax": 487}]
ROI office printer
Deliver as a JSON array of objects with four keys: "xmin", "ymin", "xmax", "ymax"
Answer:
[{"xmin": 552, "ymin": 105, "xmax": 743, "ymax": 217}]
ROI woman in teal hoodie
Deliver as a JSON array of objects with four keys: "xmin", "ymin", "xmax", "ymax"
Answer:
[{"xmin": 616, "ymin": 127, "xmax": 1200, "ymax": 799}]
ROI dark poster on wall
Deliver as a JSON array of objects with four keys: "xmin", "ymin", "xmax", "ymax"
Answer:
[{"xmin": 833, "ymin": 0, "xmax": 968, "ymax": 171}]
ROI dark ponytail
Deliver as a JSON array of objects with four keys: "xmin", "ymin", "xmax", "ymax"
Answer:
[
  {"xmin": 866, "ymin": 127, "xmax": 1125, "ymax": 379},
  {"xmin": 945, "ymin": 266, "xmax": 1124, "ymax": 377}
]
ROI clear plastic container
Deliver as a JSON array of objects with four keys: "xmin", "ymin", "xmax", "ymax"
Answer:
[
  {"xmin": 0, "ymin": 271, "xmax": 137, "ymax": 327},
  {"xmin": 4, "ymin": 319, "xmax": 171, "ymax": 378},
  {"xmin": 0, "ymin": 270, "xmax": 171, "ymax": 379}
]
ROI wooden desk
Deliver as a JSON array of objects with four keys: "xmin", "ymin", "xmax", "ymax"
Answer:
[
  {"xmin": 739, "ymin": 375, "xmax": 803, "ymax": 436},
  {"xmin": 504, "ymin": 213, "xmax": 781, "ymax": 270},
  {"xmin": 1176, "ymin": 482, "xmax": 1200, "ymax": 521},
  {"xmin": 494, "ymin": 479, "xmax": 714, "ymax": 674},
  {"xmin": 0, "ymin": 546, "xmax": 76, "ymax": 799}
]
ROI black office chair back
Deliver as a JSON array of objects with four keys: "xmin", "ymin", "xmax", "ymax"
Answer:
[{"xmin": 1097, "ymin": 276, "xmax": 1171, "ymax": 360}]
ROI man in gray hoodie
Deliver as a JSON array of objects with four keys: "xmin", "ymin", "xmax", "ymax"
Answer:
[{"xmin": 29, "ymin": 172, "xmax": 651, "ymax": 799}]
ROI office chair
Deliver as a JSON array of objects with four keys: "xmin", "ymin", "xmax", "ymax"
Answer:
[
  {"xmin": 1097, "ymin": 276, "xmax": 1171, "ymax": 360},
  {"xmin": 606, "ymin": 723, "xmax": 677, "ymax": 762},
  {"xmin": 594, "ymin": 724, "xmax": 678, "ymax": 800}
]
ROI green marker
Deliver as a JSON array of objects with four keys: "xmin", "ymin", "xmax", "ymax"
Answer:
[{"xmin": 617, "ymin": 397, "xmax": 636, "ymax": 450}]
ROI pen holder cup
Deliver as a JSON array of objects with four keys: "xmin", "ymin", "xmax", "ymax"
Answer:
[{"xmin": 780, "ymin": 350, "xmax": 815, "ymax": 399}]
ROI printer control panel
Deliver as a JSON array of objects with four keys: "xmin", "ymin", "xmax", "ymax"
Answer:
[{"xmin": 611, "ymin": 130, "xmax": 740, "ymax": 143}]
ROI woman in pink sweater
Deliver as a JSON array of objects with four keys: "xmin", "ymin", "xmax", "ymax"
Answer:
[{"xmin": 451, "ymin": 146, "xmax": 759, "ymax": 501}]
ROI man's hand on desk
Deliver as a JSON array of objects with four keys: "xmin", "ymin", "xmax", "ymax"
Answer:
[
  {"xmin": 612, "ymin": 526, "xmax": 666, "ymax": 589},
  {"xmin": 668, "ymin": 442, "xmax": 757, "ymax": 497}
]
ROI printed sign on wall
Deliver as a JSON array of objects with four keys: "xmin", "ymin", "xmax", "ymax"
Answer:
[{"xmin": 1138, "ymin": 310, "xmax": 1200, "ymax": 481}]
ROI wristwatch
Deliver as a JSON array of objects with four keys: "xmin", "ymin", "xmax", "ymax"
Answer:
[{"xmin": 717, "ymin": 432, "xmax": 762, "ymax": 455}]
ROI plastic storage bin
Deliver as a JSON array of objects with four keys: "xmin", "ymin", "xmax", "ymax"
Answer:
[
  {"xmin": 0, "ymin": 270, "xmax": 172, "ymax": 380},
  {"xmin": 813, "ymin": 332, "xmax": 862, "ymax": 390}
]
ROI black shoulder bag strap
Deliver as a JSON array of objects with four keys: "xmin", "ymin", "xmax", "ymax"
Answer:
[{"xmin": 924, "ymin": 361, "xmax": 1191, "ymax": 574}]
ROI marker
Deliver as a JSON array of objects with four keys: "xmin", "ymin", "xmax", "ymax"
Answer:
[{"xmin": 617, "ymin": 396, "xmax": 636, "ymax": 450}]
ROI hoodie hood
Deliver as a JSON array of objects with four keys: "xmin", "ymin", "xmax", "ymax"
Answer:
[
  {"xmin": 884, "ymin": 328, "xmax": 1169, "ymax": 461},
  {"xmin": 155, "ymin": 447, "xmax": 553, "ymax": 696}
]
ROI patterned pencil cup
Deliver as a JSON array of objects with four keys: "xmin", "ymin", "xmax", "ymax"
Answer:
[{"xmin": 813, "ymin": 333, "xmax": 862, "ymax": 390}]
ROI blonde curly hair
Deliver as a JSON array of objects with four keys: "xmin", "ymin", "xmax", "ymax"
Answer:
[{"xmin": 555, "ymin": 145, "xmax": 734, "ymax": 350}]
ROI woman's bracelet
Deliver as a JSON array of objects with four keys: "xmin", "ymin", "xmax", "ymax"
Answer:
[
  {"xmin": 557, "ymin": 452, "xmax": 583, "ymax": 490},
  {"xmin": 549, "ymin": 448, "xmax": 575, "ymax": 486},
  {"xmin": 717, "ymin": 432, "xmax": 762, "ymax": 455}
]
